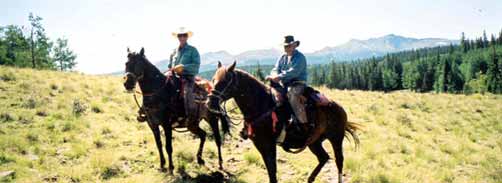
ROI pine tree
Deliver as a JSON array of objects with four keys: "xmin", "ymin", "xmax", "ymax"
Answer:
[
  {"xmin": 327, "ymin": 61, "xmax": 338, "ymax": 88},
  {"xmin": 254, "ymin": 62, "xmax": 265, "ymax": 81},
  {"xmin": 486, "ymin": 46, "xmax": 502, "ymax": 93},
  {"xmin": 460, "ymin": 32, "xmax": 467, "ymax": 53},
  {"xmin": 498, "ymin": 29, "xmax": 502, "ymax": 45},
  {"xmin": 482, "ymin": 30, "xmax": 489, "ymax": 48}
]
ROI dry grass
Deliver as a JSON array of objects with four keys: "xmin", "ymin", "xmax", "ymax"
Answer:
[{"xmin": 0, "ymin": 66, "xmax": 501, "ymax": 183}]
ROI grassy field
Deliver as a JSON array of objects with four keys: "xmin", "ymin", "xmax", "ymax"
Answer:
[{"xmin": 0, "ymin": 66, "xmax": 501, "ymax": 183}]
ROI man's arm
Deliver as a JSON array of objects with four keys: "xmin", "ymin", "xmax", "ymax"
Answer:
[
  {"xmin": 277, "ymin": 54, "xmax": 306, "ymax": 83},
  {"xmin": 270, "ymin": 56, "xmax": 283, "ymax": 76},
  {"xmin": 168, "ymin": 50, "xmax": 176, "ymax": 69},
  {"xmin": 182, "ymin": 47, "xmax": 201, "ymax": 75}
]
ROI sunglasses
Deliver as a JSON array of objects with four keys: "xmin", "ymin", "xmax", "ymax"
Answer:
[{"xmin": 177, "ymin": 34, "xmax": 188, "ymax": 38}]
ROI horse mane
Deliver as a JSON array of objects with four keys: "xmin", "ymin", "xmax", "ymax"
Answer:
[
  {"xmin": 131, "ymin": 52, "xmax": 164, "ymax": 76},
  {"xmin": 234, "ymin": 69, "xmax": 271, "ymax": 94}
]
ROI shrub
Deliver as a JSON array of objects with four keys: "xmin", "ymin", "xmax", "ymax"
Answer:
[{"xmin": 72, "ymin": 99, "xmax": 87, "ymax": 116}]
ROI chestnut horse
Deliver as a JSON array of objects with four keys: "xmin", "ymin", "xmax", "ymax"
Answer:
[{"xmin": 208, "ymin": 61, "xmax": 360, "ymax": 183}]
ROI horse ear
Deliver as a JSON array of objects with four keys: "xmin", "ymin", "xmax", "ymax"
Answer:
[
  {"xmin": 127, "ymin": 47, "xmax": 131, "ymax": 53},
  {"xmin": 140, "ymin": 47, "xmax": 145, "ymax": 56},
  {"xmin": 227, "ymin": 60, "xmax": 236, "ymax": 72},
  {"xmin": 217, "ymin": 61, "xmax": 222, "ymax": 68}
]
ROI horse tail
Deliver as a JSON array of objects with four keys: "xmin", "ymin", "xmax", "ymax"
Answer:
[
  {"xmin": 344, "ymin": 121, "xmax": 362, "ymax": 149},
  {"xmin": 328, "ymin": 101, "xmax": 362, "ymax": 149},
  {"xmin": 219, "ymin": 114, "xmax": 232, "ymax": 136}
]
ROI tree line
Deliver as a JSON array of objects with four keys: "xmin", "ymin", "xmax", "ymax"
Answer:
[
  {"xmin": 309, "ymin": 29, "xmax": 502, "ymax": 94},
  {"xmin": 0, "ymin": 13, "xmax": 77, "ymax": 71}
]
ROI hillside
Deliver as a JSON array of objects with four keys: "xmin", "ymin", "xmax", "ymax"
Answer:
[{"xmin": 0, "ymin": 66, "xmax": 501, "ymax": 183}]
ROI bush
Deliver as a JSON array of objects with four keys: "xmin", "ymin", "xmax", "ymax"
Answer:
[
  {"xmin": 243, "ymin": 152, "xmax": 261, "ymax": 167},
  {"xmin": 0, "ymin": 72, "xmax": 16, "ymax": 81},
  {"xmin": 0, "ymin": 113, "xmax": 15, "ymax": 122},
  {"xmin": 101, "ymin": 164, "xmax": 122, "ymax": 180},
  {"xmin": 72, "ymin": 99, "xmax": 87, "ymax": 116}
]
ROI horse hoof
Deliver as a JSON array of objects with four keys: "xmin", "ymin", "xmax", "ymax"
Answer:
[
  {"xmin": 159, "ymin": 167, "xmax": 168, "ymax": 173},
  {"xmin": 197, "ymin": 158, "xmax": 205, "ymax": 165},
  {"xmin": 307, "ymin": 176, "xmax": 315, "ymax": 183}
]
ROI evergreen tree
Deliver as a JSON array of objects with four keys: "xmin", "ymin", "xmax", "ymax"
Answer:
[
  {"xmin": 460, "ymin": 32, "xmax": 467, "ymax": 53},
  {"xmin": 486, "ymin": 46, "xmax": 502, "ymax": 93},
  {"xmin": 482, "ymin": 30, "xmax": 489, "ymax": 48}
]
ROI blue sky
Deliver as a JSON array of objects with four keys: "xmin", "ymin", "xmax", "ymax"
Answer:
[{"xmin": 1, "ymin": 0, "xmax": 501, "ymax": 74}]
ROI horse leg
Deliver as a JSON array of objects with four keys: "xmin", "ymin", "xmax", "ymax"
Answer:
[
  {"xmin": 161, "ymin": 123, "xmax": 175, "ymax": 174},
  {"xmin": 148, "ymin": 122, "xmax": 166, "ymax": 172},
  {"xmin": 208, "ymin": 115, "xmax": 224, "ymax": 169},
  {"xmin": 328, "ymin": 134, "xmax": 345, "ymax": 183},
  {"xmin": 253, "ymin": 139, "xmax": 277, "ymax": 183},
  {"xmin": 307, "ymin": 138, "xmax": 330, "ymax": 183},
  {"xmin": 188, "ymin": 125, "xmax": 207, "ymax": 165}
]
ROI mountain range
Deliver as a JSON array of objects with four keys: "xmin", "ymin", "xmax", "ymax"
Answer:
[{"xmin": 117, "ymin": 34, "xmax": 458, "ymax": 74}]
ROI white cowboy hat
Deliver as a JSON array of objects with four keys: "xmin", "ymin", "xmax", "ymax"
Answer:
[{"xmin": 172, "ymin": 27, "xmax": 193, "ymax": 38}]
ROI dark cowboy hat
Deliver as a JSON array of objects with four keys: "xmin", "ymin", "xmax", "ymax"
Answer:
[{"xmin": 281, "ymin": 35, "xmax": 300, "ymax": 47}]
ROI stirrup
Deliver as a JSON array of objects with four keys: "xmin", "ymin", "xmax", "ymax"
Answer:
[{"xmin": 137, "ymin": 114, "xmax": 147, "ymax": 123}]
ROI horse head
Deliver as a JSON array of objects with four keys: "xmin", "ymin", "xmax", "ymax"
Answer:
[
  {"xmin": 208, "ymin": 61, "xmax": 238, "ymax": 113},
  {"xmin": 123, "ymin": 47, "xmax": 147, "ymax": 92}
]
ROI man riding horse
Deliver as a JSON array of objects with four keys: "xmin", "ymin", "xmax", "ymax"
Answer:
[
  {"xmin": 168, "ymin": 27, "xmax": 201, "ymax": 125},
  {"xmin": 266, "ymin": 35, "xmax": 313, "ymax": 133}
]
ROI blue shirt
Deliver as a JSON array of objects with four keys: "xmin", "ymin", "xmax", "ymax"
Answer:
[
  {"xmin": 270, "ymin": 50, "xmax": 307, "ymax": 85},
  {"xmin": 169, "ymin": 44, "xmax": 200, "ymax": 76}
]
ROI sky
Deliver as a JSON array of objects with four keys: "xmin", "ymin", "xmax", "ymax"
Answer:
[{"xmin": 1, "ymin": 0, "xmax": 501, "ymax": 74}]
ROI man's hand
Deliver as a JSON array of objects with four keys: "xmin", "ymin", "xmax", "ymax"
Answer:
[
  {"xmin": 266, "ymin": 75, "xmax": 280, "ymax": 83},
  {"xmin": 173, "ymin": 64, "xmax": 184, "ymax": 75},
  {"xmin": 165, "ymin": 70, "xmax": 173, "ymax": 77}
]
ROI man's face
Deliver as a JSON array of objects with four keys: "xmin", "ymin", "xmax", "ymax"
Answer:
[
  {"xmin": 284, "ymin": 44, "xmax": 295, "ymax": 53},
  {"xmin": 177, "ymin": 34, "xmax": 188, "ymax": 44}
]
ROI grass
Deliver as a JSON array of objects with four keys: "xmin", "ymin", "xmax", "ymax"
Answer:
[{"xmin": 0, "ymin": 65, "xmax": 501, "ymax": 183}]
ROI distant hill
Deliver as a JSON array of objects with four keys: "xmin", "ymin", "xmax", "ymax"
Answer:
[{"xmin": 109, "ymin": 34, "xmax": 458, "ymax": 75}]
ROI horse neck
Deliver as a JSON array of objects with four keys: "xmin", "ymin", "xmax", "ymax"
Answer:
[
  {"xmin": 232, "ymin": 72, "xmax": 274, "ymax": 119},
  {"xmin": 138, "ymin": 61, "xmax": 166, "ymax": 94}
]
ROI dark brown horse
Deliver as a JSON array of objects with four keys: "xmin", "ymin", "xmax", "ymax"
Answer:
[
  {"xmin": 123, "ymin": 48, "xmax": 230, "ymax": 174},
  {"xmin": 208, "ymin": 61, "xmax": 361, "ymax": 183}
]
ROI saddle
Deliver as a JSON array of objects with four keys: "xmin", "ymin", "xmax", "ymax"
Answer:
[
  {"xmin": 163, "ymin": 72, "xmax": 213, "ymax": 127},
  {"xmin": 271, "ymin": 86, "xmax": 332, "ymax": 108},
  {"xmin": 271, "ymin": 86, "xmax": 334, "ymax": 151}
]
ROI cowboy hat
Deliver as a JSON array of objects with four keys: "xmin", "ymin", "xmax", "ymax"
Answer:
[
  {"xmin": 281, "ymin": 35, "xmax": 300, "ymax": 47},
  {"xmin": 172, "ymin": 27, "xmax": 193, "ymax": 38}
]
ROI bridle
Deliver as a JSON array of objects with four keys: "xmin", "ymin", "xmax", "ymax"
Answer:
[
  {"xmin": 208, "ymin": 71, "xmax": 238, "ymax": 114},
  {"xmin": 125, "ymin": 71, "xmax": 144, "ymax": 82}
]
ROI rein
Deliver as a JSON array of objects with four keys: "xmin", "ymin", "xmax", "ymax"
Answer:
[{"xmin": 128, "ymin": 70, "xmax": 189, "ymax": 133}]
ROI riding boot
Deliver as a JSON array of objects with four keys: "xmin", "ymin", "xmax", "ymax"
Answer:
[
  {"xmin": 287, "ymin": 83, "xmax": 311, "ymax": 134},
  {"xmin": 183, "ymin": 76, "xmax": 197, "ymax": 126}
]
